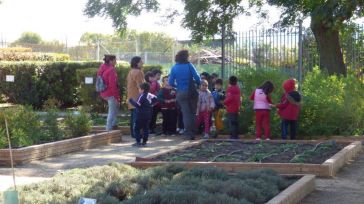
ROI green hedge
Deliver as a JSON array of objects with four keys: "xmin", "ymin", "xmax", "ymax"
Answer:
[
  {"xmin": 0, "ymin": 52, "xmax": 70, "ymax": 61},
  {"xmin": 0, "ymin": 61, "xmax": 161, "ymax": 110}
]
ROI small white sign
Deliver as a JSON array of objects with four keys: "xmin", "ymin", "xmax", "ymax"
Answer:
[
  {"xmin": 85, "ymin": 77, "xmax": 93, "ymax": 84},
  {"xmin": 6, "ymin": 75, "xmax": 14, "ymax": 82},
  {"xmin": 78, "ymin": 197, "xmax": 96, "ymax": 204}
]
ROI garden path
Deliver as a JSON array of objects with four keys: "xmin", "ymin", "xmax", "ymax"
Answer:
[
  {"xmin": 0, "ymin": 135, "xmax": 188, "ymax": 192},
  {"xmin": 302, "ymin": 149, "xmax": 364, "ymax": 204}
]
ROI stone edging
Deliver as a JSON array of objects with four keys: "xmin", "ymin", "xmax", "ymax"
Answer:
[
  {"xmin": 0, "ymin": 130, "xmax": 122, "ymax": 166},
  {"xmin": 266, "ymin": 175, "xmax": 315, "ymax": 204},
  {"xmin": 132, "ymin": 140, "xmax": 362, "ymax": 177}
]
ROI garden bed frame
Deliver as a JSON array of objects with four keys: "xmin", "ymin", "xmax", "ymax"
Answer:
[
  {"xmin": 131, "ymin": 139, "xmax": 362, "ymax": 177},
  {"xmin": 0, "ymin": 130, "xmax": 122, "ymax": 166}
]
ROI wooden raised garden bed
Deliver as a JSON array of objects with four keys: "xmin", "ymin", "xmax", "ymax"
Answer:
[
  {"xmin": 0, "ymin": 130, "xmax": 122, "ymax": 166},
  {"xmin": 131, "ymin": 139, "xmax": 362, "ymax": 177}
]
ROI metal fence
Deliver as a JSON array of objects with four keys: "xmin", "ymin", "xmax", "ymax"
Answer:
[
  {"xmin": 1, "ymin": 24, "xmax": 364, "ymax": 79},
  {"xmin": 223, "ymin": 24, "xmax": 364, "ymax": 80}
]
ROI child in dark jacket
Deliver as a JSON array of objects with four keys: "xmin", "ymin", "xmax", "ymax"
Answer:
[
  {"xmin": 211, "ymin": 78, "xmax": 226, "ymax": 133},
  {"xmin": 250, "ymin": 81, "xmax": 274, "ymax": 140},
  {"xmin": 275, "ymin": 79, "xmax": 301, "ymax": 140},
  {"xmin": 224, "ymin": 76, "xmax": 241, "ymax": 139},
  {"xmin": 158, "ymin": 76, "xmax": 178, "ymax": 135},
  {"xmin": 128, "ymin": 83, "xmax": 157, "ymax": 147}
]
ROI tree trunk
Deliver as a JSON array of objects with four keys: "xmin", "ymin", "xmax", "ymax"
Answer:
[{"xmin": 310, "ymin": 20, "xmax": 346, "ymax": 75}]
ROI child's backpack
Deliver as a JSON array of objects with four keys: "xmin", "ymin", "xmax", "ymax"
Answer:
[{"xmin": 95, "ymin": 73, "xmax": 107, "ymax": 92}]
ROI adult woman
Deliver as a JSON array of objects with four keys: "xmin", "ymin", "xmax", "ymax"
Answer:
[
  {"xmin": 168, "ymin": 50, "xmax": 201, "ymax": 140},
  {"xmin": 97, "ymin": 54, "xmax": 119, "ymax": 131},
  {"xmin": 126, "ymin": 56, "xmax": 145, "ymax": 138}
]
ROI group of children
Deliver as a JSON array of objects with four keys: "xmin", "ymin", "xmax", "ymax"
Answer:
[{"xmin": 128, "ymin": 70, "xmax": 301, "ymax": 147}]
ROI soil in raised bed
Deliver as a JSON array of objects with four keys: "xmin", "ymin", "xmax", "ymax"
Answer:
[{"xmin": 154, "ymin": 140, "xmax": 344, "ymax": 164}]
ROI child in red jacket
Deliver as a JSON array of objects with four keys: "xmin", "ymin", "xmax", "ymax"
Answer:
[
  {"xmin": 250, "ymin": 81, "xmax": 274, "ymax": 140},
  {"xmin": 158, "ymin": 76, "xmax": 178, "ymax": 135},
  {"xmin": 275, "ymin": 79, "xmax": 301, "ymax": 140},
  {"xmin": 224, "ymin": 76, "xmax": 241, "ymax": 139}
]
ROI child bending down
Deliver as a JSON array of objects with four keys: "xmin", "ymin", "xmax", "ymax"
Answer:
[
  {"xmin": 128, "ymin": 82, "xmax": 157, "ymax": 147},
  {"xmin": 250, "ymin": 81, "xmax": 274, "ymax": 140},
  {"xmin": 196, "ymin": 79, "xmax": 215, "ymax": 139}
]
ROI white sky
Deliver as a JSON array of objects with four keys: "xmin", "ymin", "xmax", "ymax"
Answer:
[{"xmin": 0, "ymin": 0, "xmax": 313, "ymax": 46}]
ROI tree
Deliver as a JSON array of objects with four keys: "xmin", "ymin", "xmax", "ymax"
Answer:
[
  {"xmin": 266, "ymin": 0, "xmax": 364, "ymax": 75},
  {"xmin": 84, "ymin": 0, "xmax": 159, "ymax": 33},
  {"xmin": 11, "ymin": 32, "xmax": 42, "ymax": 46}
]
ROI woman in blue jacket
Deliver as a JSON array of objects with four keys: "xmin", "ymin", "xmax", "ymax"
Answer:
[{"xmin": 168, "ymin": 50, "xmax": 201, "ymax": 140}]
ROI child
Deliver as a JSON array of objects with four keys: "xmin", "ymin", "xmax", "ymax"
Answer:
[
  {"xmin": 275, "ymin": 79, "xmax": 301, "ymax": 140},
  {"xmin": 196, "ymin": 79, "xmax": 215, "ymax": 139},
  {"xmin": 224, "ymin": 76, "xmax": 241, "ymax": 139},
  {"xmin": 211, "ymin": 78, "xmax": 226, "ymax": 134},
  {"xmin": 128, "ymin": 83, "xmax": 157, "ymax": 147},
  {"xmin": 149, "ymin": 70, "xmax": 162, "ymax": 135},
  {"xmin": 158, "ymin": 76, "xmax": 178, "ymax": 135},
  {"xmin": 250, "ymin": 81, "xmax": 274, "ymax": 140}
]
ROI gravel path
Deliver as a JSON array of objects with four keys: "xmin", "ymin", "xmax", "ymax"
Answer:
[
  {"xmin": 0, "ymin": 135, "xmax": 189, "ymax": 191},
  {"xmin": 302, "ymin": 150, "xmax": 364, "ymax": 204}
]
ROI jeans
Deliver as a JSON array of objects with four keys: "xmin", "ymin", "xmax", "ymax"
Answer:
[
  {"xmin": 176, "ymin": 91, "xmax": 198, "ymax": 139},
  {"xmin": 281, "ymin": 120, "xmax": 297, "ymax": 140},
  {"xmin": 228, "ymin": 113, "xmax": 239, "ymax": 138},
  {"xmin": 130, "ymin": 109, "xmax": 137, "ymax": 138},
  {"xmin": 134, "ymin": 119, "xmax": 150, "ymax": 144},
  {"xmin": 106, "ymin": 96, "xmax": 119, "ymax": 131}
]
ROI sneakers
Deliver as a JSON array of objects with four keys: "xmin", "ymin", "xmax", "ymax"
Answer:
[
  {"xmin": 132, "ymin": 142, "xmax": 142, "ymax": 147},
  {"xmin": 178, "ymin": 129, "xmax": 185, "ymax": 134},
  {"xmin": 265, "ymin": 138, "xmax": 270, "ymax": 141},
  {"xmin": 203, "ymin": 133, "xmax": 209, "ymax": 139},
  {"xmin": 255, "ymin": 138, "xmax": 261, "ymax": 141}
]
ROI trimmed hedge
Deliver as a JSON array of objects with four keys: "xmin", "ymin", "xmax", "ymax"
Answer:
[
  {"xmin": 0, "ymin": 52, "xmax": 70, "ymax": 61},
  {"xmin": 0, "ymin": 61, "xmax": 162, "ymax": 110}
]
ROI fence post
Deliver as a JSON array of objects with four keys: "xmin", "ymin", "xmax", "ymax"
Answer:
[
  {"xmin": 298, "ymin": 19, "xmax": 303, "ymax": 90},
  {"xmin": 221, "ymin": 23, "xmax": 226, "ymax": 79}
]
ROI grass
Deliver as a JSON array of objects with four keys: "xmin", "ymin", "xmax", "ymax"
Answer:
[{"xmin": 15, "ymin": 164, "xmax": 294, "ymax": 204}]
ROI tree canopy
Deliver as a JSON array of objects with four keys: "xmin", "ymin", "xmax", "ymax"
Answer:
[
  {"xmin": 11, "ymin": 32, "xmax": 42, "ymax": 45},
  {"xmin": 267, "ymin": 0, "xmax": 364, "ymax": 75},
  {"xmin": 84, "ymin": 0, "xmax": 159, "ymax": 32}
]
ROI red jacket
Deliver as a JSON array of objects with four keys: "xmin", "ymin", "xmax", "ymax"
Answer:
[
  {"xmin": 158, "ymin": 87, "xmax": 177, "ymax": 110},
  {"xmin": 276, "ymin": 79, "xmax": 300, "ymax": 120},
  {"xmin": 224, "ymin": 85, "xmax": 241, "ymax": 113},
  {"xmin": 97, "ymin": 64, "xmax": 120, "ymax": 102}
]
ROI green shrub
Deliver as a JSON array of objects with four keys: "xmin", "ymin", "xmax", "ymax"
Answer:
[
  {"xmin": 300, "ymin": 67, "xmax": 364, "ymax": 136},
  {"xmin": 0, "ymin": 106, "xmax": 42, "ymax": 148},
  {"xmin": 16, "ymin": 164, "xmax": 289, "ymax": 204},
  {"xmin": 41, "ymin": 109, "xmax": 64, "ymax": 142},
  {"xmin": 64, "ymin": 110, "xmax": 92, "ymax": 137}
]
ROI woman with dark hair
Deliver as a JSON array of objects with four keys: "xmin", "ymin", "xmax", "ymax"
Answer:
[
  {"xmin": 127, "ymin": 56, "xmax": 145, "ymax": 138},
  {"xmin": 97, "ymin": 54, "xmax": 120, "ymax": 131},
  {"xmin": 168, "ymin": 50, "xmax": 201, "ymax": 140}
]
